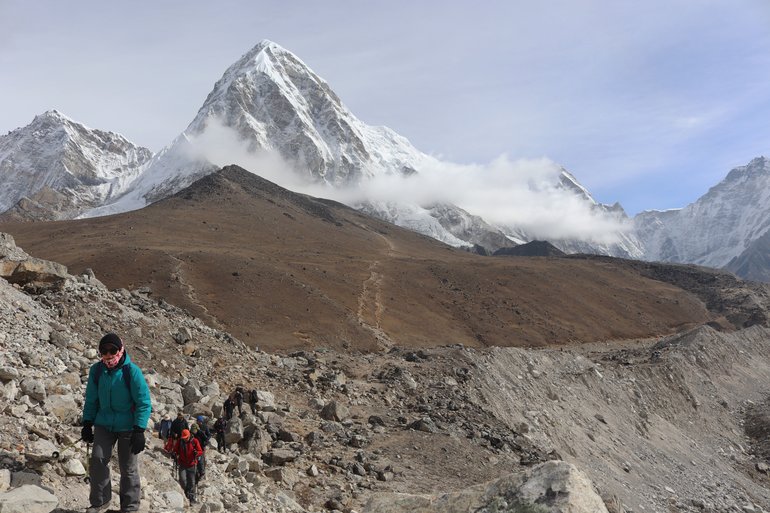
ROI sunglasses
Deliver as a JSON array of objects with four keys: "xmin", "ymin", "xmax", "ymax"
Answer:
[{"xmin": 100, "ymin": 345, "xmax": 119, "ymax": 356}]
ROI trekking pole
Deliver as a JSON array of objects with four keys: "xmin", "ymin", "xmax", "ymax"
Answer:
[
  {"xmin": 51, "ymin": 437, "xmax": 83, "ymax": 459},
  {"xmin": 52, "ymin": 437, "xmax": 91, "ymax": 484},
  {"xmin": 194, "ymin": 458, "xmax": 199, "ymax": 502},
  {"xmin": 84, "ymin": 443, "xmax": 91, "ymax": 484}
]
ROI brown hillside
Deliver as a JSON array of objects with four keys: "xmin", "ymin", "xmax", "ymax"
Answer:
[{"xmin": 0, "ymin": 165, "xmax": 714, "ymax": 351}]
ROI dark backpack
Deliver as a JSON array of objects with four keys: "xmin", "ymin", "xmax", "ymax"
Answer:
[
  {"xmin": 249, "ymin": 390, "xmax": 258, "ymax": 403},
  {"xmin": 197, "ymin": 426, "xmax": 211, "ymax": 447}
]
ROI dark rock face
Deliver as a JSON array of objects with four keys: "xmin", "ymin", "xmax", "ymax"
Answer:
[
  {"xmin": 725, "ymin": 230, "xmax": 770, "ymax": 283},
  {"xmin": 493, "ymin": 240, "xmax": 566, "ymax": 257}
]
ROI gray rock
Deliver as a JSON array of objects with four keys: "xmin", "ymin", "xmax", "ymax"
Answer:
[
  {"xmin": 408, "ymin": 417, "xmax": 438, "ymax": 433},
  {"xmin": 10, "ymin": 471, "xmax": 41, "ymax": 488},
  {"xmin": 263, "ymin": 449, "xmax": 299, "ymax": 466},
  {"xmin": 264, "ymin": 467, "xmax": 300, "ymax": 488},
  {"xmin": 62, "ymin": 458, "xmax": 86, "ymax": 476},
  {"xmin": 255, "ymin": 390, "xmax": 276, "ymax": 411},
  {"xmin": 24, "ymin": 439, "xmax": 58, "ymax": 463},
  {"xmin": 0, "ymin": 367, "xmax": 19, "ymax": 382},
  {"xmin": 161, "ymin": 490, "xmax": 186, "ymax": 509},
  {"xmin": 182, "ymin": 382, "xmax": 203, "ymax": 405},
  {"xmin": 45, "ymin": 394, "xmax": 78, "ymax": 422},
  {"xmin": 0, "ymin": 470, "xmax": 9, "ymax": 492},
  {"xmin": 224, "ymin": 417, "xmax": 244, "ymax": 444},
  {"xmin": 320, "ymin": 401, "xmax": 349, "ymax": 422},
  {"xmin": 19, "ymin": 378, "xmax": 46, "ymax": 402},
  {"xmin": 0, "ymin": 484, "xmax": 58, "ymax": 513}
]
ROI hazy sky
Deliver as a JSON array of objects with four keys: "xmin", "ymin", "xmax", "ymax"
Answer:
[{"xmin": 1, "ymin": 0, "xmax": 769, "ymax": 215}]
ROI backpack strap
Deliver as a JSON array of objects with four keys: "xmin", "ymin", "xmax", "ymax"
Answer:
[{"xmin": 93, "ymin": 361, "xmax": 134, "ymax": 409}]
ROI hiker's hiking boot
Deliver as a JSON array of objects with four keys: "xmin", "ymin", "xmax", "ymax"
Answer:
[{"xmin": 85, "ymin": 502, "xmax": 111, "ymax": 513}]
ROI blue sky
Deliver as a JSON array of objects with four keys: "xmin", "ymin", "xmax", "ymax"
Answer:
[{"xmin": 1, "ymin": 0, "xmax": 769, "ymax": 215}]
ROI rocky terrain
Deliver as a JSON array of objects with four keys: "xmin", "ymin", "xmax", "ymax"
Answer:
[{"xmin": 1, "ymin": 229, "xmax": 770, "ymax": 513}]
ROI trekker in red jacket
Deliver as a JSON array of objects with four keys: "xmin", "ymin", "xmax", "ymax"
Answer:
[{"xmin": 173, "ymin": 429, "xmax": 203, "ymax": 504}]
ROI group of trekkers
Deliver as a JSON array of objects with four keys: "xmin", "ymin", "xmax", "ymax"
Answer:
[
  {"xmin": 223, "ymin": 385, "xmax": 261, "ymax": 420},
  {"xmin": 79, "ymin": 332, "xmax": 262, "ymax": 511},
  {"xmin": 158, "ymin": 412, "xmax": 210, "ymax": 504},
  {"xmin": 155, "ymin": 386, "xmax": 260, "ymax": 504}
]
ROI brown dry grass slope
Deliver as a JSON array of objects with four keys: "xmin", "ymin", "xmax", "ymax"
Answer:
[{"xmin": 0, "ymin": 165, "xmax": 712, "ymax": 351}]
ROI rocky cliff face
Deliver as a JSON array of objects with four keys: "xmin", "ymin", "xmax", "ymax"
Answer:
[
  {"xmin": 0, "ymin": 110, "xmax": 152, "ymax": 220},
  {"xmin": 726, "ymin": 229, "xmax": 770, "ymax": 283}
]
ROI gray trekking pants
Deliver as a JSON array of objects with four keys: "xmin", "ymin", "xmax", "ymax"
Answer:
[
  {"xmin": 90, "ymin": 425, "xmax": 142, "ymax": 511},
  {"xmin": 179, "ymin": 465, "xmax": 197, "ymax": 501}
]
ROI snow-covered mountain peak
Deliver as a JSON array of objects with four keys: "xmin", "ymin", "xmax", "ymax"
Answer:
[
  {"xmin": 634, "ymin": 157, "xmax": 770, "ymax": 268},
  {"xmin": 721, "ymin": 156, "xmax": 769, "ymax": 185},
  {"xmin": 0, "ymin": 111, "xmax": 152, "ymax": 218},
  {"xmin": 32, "ymin": 109, "xmax": 71, "ymax": 123},
  {"xmin": 114, "ymin": 37, "xmax": 437, "ymax": 216}
]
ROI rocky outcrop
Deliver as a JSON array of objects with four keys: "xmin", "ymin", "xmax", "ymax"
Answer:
[
  {"xmin": 365, "ymin": 461, "xmax": 608, "ymax": 513},
  {"xmin": 0, "ymin": 233, "xmax": 67, "ymax": 288},
  {"xmin": 0, "ymin": 484, "xmax": 58, "ymax": 513}
]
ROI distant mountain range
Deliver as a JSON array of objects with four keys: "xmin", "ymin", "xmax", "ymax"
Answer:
[{"xmin": 0, "ymin": 40, "xmax": 768, "ymax": 281}]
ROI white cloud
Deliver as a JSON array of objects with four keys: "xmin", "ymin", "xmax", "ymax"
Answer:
[{"xmin": 187, "ymin": 118, "xmax": 630, "ymax": 246}]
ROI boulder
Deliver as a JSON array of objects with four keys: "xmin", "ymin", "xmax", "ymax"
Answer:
[
  {"xmin": 45, "ymin": 394, "xmax": 79, "ymax": 422},
  {"xmin": 320, "ymin": 400, "xmax": 349, "ymax": 422},
  {"xmin": 0, "ymin": 367, "xmax": 19, "ymax": 382},
  {"xmin": 9, "ymin": 472, "xmax": 40, "ymax": 488},
  {"xmin": 224, "ymin": 417, "xmax": 244, "ymax": 444},
  {"xmin": 0, "ymin": 484, "xmax": 58, "ymax": 513},
  {"xmin": 262, "ymin": 449, "xmax": 299, "ymax": 466},
  {"xmin": 264, "ymin": 466, "xmax": 300, "ymax": 488},
  {"xmin": 182, "ymin": 382, "xmax": 203, "ymax": 405},
  {"xmin": 62, "ymin": 458, "xmax": 86, "ymax": 476},
  {"xmin": 19, "ymin": 378, "xmax": 46, "ymax": 402},
  {"xmin": 161, "ymin": 490, "xmax": 185, "ymax": 510},
  {"xmin": 255, "ymin": 390, "xmax": 276, "ymax": 411},
  {"xmin": 24, "ymin": 439, "xmax": 58, "ymax": 463},
  {"xmin": 1, "ymin": 256, "xmax": 68, "ymax": 287}
]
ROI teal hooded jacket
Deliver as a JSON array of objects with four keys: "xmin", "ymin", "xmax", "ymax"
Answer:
[{"xmin": 82, "ymin": 353, "xmax": 152, "ymax": 432}]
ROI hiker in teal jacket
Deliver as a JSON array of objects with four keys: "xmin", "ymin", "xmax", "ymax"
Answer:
[{"xmin": 81, "ymin": 333, "xmax": 152, "ymax": 513}]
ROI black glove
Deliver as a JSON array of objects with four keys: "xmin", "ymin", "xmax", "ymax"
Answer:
[
  {"xmin": 81, "ymin": 421, "xmax": 94, "ymax": 443},
  {"xmin": 130, "ymin": 426, "xmax": 146, "ymax": 454}
]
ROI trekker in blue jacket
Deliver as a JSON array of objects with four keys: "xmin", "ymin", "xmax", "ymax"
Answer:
[{"xmin": 81, "ymin": 333, "xmax": 152, "ymax": 513}]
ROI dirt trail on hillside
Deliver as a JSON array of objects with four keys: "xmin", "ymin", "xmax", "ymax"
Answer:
[{"xmin": 356, "ymin": 232, "xmax": 397, "ymax": 350}]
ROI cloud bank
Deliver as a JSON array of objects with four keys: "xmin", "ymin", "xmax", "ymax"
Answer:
[{"xmin": 187, "ymin": 119, "xmax": 630, "ymax": 246}]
